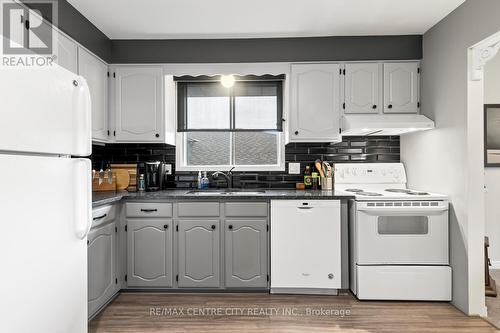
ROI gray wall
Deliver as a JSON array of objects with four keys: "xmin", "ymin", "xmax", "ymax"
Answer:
[
  {"xmin": 401, "ymin": 0, "xmax": 500, "ymax": 315},
  {"xmin": 111, "ymin": 35, "xmax": 422, "ymax": 63}
]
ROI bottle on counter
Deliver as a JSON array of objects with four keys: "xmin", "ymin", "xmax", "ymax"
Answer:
[
  {"xmin": 138, "ymin": 174, "xmax": 146, "ymax": 192},
  {"xmin": 202, "ymin": 171, "xmax": 209, "ymax": 189},
  {"xmin": 311, "ymin": 172, "xmax": 319, "ymax": 190},
  {"xmin": 197, "ymin": 171, "xmax": 202, "ymax": 189},
  {"xmin": 304, "ymin": 165, "xmax": 312, "ymax": 189}
]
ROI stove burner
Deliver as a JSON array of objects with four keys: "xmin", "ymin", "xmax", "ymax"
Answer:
[
  {"xmin": 385, "ymin": 189, "xmax": 410, "ymax": 193},
  {"xmin": 345, "ymin": 188, "xmax": 364, "ymax": 193},
  {"xmin": 385, "ymin": 189, "xmax": 430, "ymax": 196},
  {"xmin": 407, "ymin": 191, "xmax": 430, "ymax": 195},
  {"xmin": 357, "ymin": 191, "xmax": 383, "ymax": 196}
]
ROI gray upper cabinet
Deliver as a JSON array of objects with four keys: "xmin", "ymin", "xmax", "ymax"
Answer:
[
  {"xmin": 177, "ymin": 220, "xmax": 220, "ymax": 288},
  {"xmin": 114, "ymin": 66, "xmax": 165, "ymax": 142},
  {"xmin": 127, "ymin": 218, "xmax": 173, "ymax": 287},
  {"xmin": 290, "ymin": 63, "xmax": 342, "ymax": 142},
  {"xmin": 344, "ymin": 63, "xmax": 382, "ymax": 114},
  {"xmin": 88, "ymin": 222, "xmax": 116, "ymax": 317},
  {"xmin": 383, "ymin": 62, "xmax": 420, "ymax": 114},
  {"xmin": 78, "ymin": 47, "xmax": 109, "ymax": 142},
  {"xmin": 225, "ymin": 219, "xmax": 268, "ymax": 288}
]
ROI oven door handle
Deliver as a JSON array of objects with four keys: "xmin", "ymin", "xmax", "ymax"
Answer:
[{"xmin": 357, "ymin": 206, "xmax": 448, "ymax": 215}]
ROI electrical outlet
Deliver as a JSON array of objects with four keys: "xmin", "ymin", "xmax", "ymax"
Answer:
[
  {"xmin": 164, "ymin": 164, "xmax": 172, "ymax": 175},
  {"xmin": 288, "ymin": 162, "xmax": 301, "ymax": 175}
]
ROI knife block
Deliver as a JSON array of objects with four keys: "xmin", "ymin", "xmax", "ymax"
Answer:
[{"xmin": 92, "ymin": 172, "xmax": 117, "ymax": 192}]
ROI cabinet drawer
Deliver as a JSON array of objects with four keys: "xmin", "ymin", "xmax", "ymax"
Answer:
[
  {"xmin": 91, "ymin": 205, "xmax": 116, "ymax": 228},
  {"xmin": 126, "ymin": 202, "xmax": 172, "ymax": 218},
  {"xmin": 225, "ymin": 202, "xmax": 268, "ymax": 217},
  {"xmin": 177, "ymin": 202, "xmax": 220, "ymax": 217}
]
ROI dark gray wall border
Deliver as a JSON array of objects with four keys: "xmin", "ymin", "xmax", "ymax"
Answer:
[
  {"xmin": 21, "ymin": 0, "xmax": 112, "ymax": 62},
  {"xmin": 57, "ymin": 0, "xmax": 111, "ymax": 62},
  {"xmin": 22, "ymin": 1, "xmax": 421, "ymax": 64},
  {"xmin": 111, "ymin": 35, "xmax": 422, "ymax": 64}
]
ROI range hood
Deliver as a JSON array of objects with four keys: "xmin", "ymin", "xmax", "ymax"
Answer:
[{"xmin": 341, "ymin": 114, "xmax": 435, "ymax": 136}]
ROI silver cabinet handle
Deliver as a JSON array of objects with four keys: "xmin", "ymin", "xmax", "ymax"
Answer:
[{"xmin": 297, "ymin": 207, "xmax": 313, "ymax": 210}]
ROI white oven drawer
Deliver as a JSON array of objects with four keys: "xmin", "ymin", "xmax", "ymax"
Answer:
[
  {"xmin": 354, "ymin": 202, "xmax": 449, "ymax": 264},
  {"xmin": 356, "ymin": 265, "xmax": 451, "ymax": 301}
]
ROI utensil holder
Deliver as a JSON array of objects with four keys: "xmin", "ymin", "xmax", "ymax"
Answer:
[{"xmin": 321, "ymin": 176, "xmax": 333, "ymax": 191}]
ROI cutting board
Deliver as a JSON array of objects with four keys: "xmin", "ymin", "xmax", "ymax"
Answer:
[
  {"xmin": 110, "ymin": 164, "xmax": 137, "ymax": 191},
  {"xmin": 115, "ymin": 169, "xmax": 130, "ymax": 190}
]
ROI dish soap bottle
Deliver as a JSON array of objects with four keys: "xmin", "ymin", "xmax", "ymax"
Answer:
[
  {"xmin": 304, "ymin": 165, "xmax": 312, "ymax": 189},
  {"xmin": 202, "ymin": 171, "xmax": 209, "ymax": 189}
]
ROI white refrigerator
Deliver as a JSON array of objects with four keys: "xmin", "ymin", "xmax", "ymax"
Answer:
[{"xmin": 0, "ymin": 66, "xmax": 92, "ymax": 333}]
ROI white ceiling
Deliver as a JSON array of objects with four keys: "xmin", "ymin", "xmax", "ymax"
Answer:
[{"xmin": 68, "ymin": 0, "xmax": 466, "ymax": 39}]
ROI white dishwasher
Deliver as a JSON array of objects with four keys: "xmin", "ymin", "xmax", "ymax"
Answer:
[{"xmin": 270, "ymin": 200, "xmax": 341, "ymax": 294}]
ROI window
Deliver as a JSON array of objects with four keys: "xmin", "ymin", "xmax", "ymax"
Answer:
[{"xmin": 176, "ymin": 75, "xmax": 285, "ymax": 171}]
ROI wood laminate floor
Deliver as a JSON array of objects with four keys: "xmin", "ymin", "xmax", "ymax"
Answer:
[{"xmin": 89, "ymin": 292, "xmax": 498, "ymax": 333}]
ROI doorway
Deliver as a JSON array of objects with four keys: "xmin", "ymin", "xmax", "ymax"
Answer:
[
  {"xmin": 482, "ymin": 36, "xmax": 500, "ymax": 328},
  {"xmin": 468, "ymin": 30, "xmax": 500, "ymax": 326}
]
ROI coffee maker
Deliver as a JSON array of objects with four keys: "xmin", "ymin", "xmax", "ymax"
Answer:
[{"xmin": 137, "ymin": 162, "xmax": 167, "ymax": 191}]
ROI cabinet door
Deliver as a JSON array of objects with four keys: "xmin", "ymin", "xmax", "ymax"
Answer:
[
  {"xmin": 344, "ymin": 63, "xmax": 381, "ymax": 114},
  {"xmin": 225, "ymin": 219, "xmax": 268, "ymax": 288},
  {"xmin": 78, "ymin": 48, "xmax": 108, "ymax": 141},
  {"xmin": 88, "ymin": 222, "xmax": 116, "ymax": 317},
  {"xmin": 114, "ymin": 66, "xmax": 164, "ymax": 142},
  {"xmin": 38, "ymin": 19, "xmax": 77, "ymax": 74},
  {"xmin": 127, "ymin": 219, "xmax": 173, "ymax": 287},
  {"xmin": 383, "ymin": 62, "xmax": 420, "ymax": 113},
  {"xmin": 55, "ymin": 32, "xmax": 77, "ymax": 74},
  {"xmin": 178, "ymin": 220, "xmax": 220, "ymax": 288},
  {"xmin": 290, "ymin": 63, "xmax": 341, "ymax": 142}
]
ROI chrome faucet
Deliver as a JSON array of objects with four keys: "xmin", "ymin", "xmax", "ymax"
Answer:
[{"xmin": 211, "ymin": 167, "xmax": 234, "ymax": 188}]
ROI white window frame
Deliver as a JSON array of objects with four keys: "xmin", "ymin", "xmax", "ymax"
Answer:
[{"xmin": 166, "ymin": 63, "xmax": 289, "ymax": 172}]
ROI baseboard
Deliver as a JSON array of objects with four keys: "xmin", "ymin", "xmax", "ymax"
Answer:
[{"xmin": 490, "ymin": 260, "xmax": 500, "ymax": 270}]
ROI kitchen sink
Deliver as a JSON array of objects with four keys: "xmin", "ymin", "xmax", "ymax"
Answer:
[{"xmin": 186, "ymin": 189, "xmax": 266, "ymax": 196}]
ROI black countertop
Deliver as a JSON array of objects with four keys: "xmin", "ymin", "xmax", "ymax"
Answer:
[{"xmin": 92, "ymin": 189, "xmax": 354, "ymax": 207}]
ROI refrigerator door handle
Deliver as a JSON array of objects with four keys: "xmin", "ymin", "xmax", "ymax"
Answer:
[
  {"xmin": 74, "ymin": 158, "xmax": 92, "ymax": 239},
  {"xmin": 72, "ymin": 76, "xmax": 92, "ymax": 157}
]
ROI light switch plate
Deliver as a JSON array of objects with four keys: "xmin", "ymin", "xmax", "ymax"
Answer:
[
  {"xmin": 164, "ymin": 164, "xmax": 172, "ymax": 175},
  {"xmin": 288, "ymin": 162, "xmax": 301, "ymax": 175}
]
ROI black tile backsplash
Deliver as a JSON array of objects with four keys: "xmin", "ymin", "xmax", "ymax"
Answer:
[{"xmin": 91, "ymin": 136, "xmax": 400, "ymax": 189}]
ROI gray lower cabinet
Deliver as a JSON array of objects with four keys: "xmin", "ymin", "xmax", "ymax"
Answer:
[
  {"xmin": 177, "ymin": 220, "xmax": 220, "ymax": 288},
  {"xmin": 225, "ymin": 219, "xmax": 268, "ymax": 288},
  {"xmin": 127, "ymin": 219, "xmax": 173, "ymax": 287},
  {"xmin": 88, "ymin": 222, "xmax": 116, "ymax": 317}
]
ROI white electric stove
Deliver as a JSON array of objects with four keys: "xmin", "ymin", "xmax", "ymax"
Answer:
[{"xmin": 335, "ymin": 163, "xmax": 452, "ymax": 301}]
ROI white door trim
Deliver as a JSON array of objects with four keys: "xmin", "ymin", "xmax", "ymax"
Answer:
[
  {"xmin": 467, "ymin": 30, "xmax": 500, "ymax": 317},
  {"xmin": 470, "ymin": 31, "xmax": 500, "ymax": 81}
]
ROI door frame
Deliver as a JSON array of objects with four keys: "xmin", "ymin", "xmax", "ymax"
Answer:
[{"xmin": 467, "ymin": 30, "xmax": 500, "ymax": 316}]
